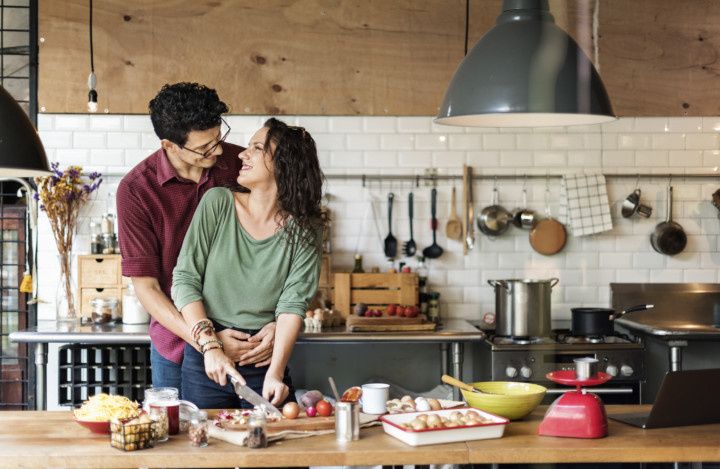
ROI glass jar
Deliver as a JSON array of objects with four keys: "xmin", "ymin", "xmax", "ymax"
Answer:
[
  {"xmin": 188, "ymin": 410, "xmax": 209, "ymax": 447},
  {"xmin": 352, "ymin": 254, "xmax": 364, "ymax": 273},
  {"xmin": 246, "ymin": 411, "xmax": 268, "ymax": 448},
  {"xmin": 122, "ymin": 284, "xmax": 150, "ymax": 324},
  {"xmin": 428, "ymin": 292, "xmax": 441, "ymax": 324},
  {"xmin": 149, "ymin": 406, "xmax": 169, "ymax": 443},
  {"xmin": 89, "ymin": 297, "xmax": 119, "ymax": 324}
]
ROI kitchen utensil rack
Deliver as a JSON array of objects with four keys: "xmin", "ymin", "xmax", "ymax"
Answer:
[{"xmin": 321, "ymin": 172, "xmax": 720, "ymax": 188}]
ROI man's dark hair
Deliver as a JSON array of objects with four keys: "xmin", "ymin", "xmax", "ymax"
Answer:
[{"xmin": 148, "ymin": 82, "xmax": 228, "ymax": 146}]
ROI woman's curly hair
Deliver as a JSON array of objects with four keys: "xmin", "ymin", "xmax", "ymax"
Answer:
[
  {"xmin": 148, "ymin": 82, "xmax": 228, "ymax": 146},
  {"xmin": 262, "ymin": 118, "xmax": 325, "ymax": 249}
]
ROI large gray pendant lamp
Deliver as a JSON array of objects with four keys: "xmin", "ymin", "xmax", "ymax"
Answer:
[
  {"xmin": 436, "ymin": 0, "xmax": 615, "ymax": 127},
  {"xmin": 0, "ymin": 85, "xmax": 50, "ymax": 176}
]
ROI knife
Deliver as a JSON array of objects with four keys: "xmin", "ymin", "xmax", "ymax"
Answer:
[{"xmin": 230, "ymin": 376, "xmax": 284, "ymax": 419}]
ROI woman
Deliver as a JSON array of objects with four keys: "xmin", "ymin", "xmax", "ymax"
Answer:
[{"xmin": 171, "ymin": 118, "xmax": 324, "ymax": 408}]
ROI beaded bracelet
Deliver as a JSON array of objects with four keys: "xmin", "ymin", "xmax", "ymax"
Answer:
[
  {"xmin": 201, "ymin": 343, "xmax": 223, "ymax": 354},
  {"xmin": 200, "ymin": 338, "xmax": 224, "ymax": 354}
]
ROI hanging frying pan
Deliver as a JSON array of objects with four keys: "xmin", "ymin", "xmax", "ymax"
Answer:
[{"xmin": 650, "ymin": 185, "xmax": 686, "ymax": 256}]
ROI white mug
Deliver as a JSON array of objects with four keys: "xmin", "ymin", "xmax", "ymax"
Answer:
[{"xmin": 361, "ymin": 383, "xmax": 389, "ymax": 414}]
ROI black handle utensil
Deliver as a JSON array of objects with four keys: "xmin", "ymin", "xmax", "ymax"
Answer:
[
  {"xmin": 384, "ymin": 192, "xmax": 397, "ymax": 259},
  {"xmin": 423, "ymin": 188, "xmax": 444, "ymax": 259},
  {"xmin": 402, "ymin": 192, "xmax": 417, "ymax": 257}
]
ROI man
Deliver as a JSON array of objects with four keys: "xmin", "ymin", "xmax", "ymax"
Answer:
[{"xmin": 117, "ymin": 82, "xmax": 275, "ymax": 391}]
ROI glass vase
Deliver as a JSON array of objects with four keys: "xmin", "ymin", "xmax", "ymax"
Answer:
[{"xmin": 56, "ymin": 250, "xmax": 79, "ymax": 323}]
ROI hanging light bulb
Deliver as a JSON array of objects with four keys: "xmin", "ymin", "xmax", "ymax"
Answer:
[
  {"xmin": 87, "ymin": 72, "xmax": 98, "ymax": 113},
  {"xmin": 85, "ymin": 0, "xmax": 98, "ymax": 113}
]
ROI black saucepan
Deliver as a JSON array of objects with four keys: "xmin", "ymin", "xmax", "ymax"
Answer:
[{"xmin": 571, "ymin": 304, "xmax": 654, "ymax": 337}]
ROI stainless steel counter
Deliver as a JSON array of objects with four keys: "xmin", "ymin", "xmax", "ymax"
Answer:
[
  {"xmin": 612, "ymin": 282, "xmax": 720, "ymax": 373},
  {"xmin": 612, "ymin": 283, "xmax": 720, "ymax": 340},
  {"xmin": 10, "ymin": 319, "xmax": 483, "ymax": 344},
  {"xmin": 11, "ymin": 319, "xmax": 483, "ymax": 408}
]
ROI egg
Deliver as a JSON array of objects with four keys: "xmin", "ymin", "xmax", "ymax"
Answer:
[
  {"xmin": 416, "ymin": 414, "xmax": 428, "ymax": 422},
  {"xmin": 414, "ymin": 398, "xmax": 431, "ymax": 412},
  {"xmin": 282, "ymin": 402, "xmax": 300, "ymax": 419},
  {"xmin": 465, "ymin": 410, "xmax": 480, "ymax": 420},
  {"xmin": 410, "ymin": 419, "xmax": 427, "ymax": 431},
  {"xmin": 400, "ymin": 395, "xmax": 414, "ymax": 403},
  {"xmin": 427, "ymin": 398, "xmax": 442, "ymax": 411}
]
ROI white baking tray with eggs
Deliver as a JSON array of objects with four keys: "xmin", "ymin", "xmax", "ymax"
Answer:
[{"xmin": 379, "ymin": 408, "xmax": 508, "ymax": 446}]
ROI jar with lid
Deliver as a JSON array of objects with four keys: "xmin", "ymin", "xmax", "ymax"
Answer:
[
  {"xmin": 90, "ymin": 297, "xmax": 120, "ymax": 324},
  {"xmin": 149, "ymin": 406, "xmax": 169, "ymax": 443},
  {"xmin": 352, "ymin": 254, "xmax": 364, "ymax": 273},
  {"xmin": 188, "ymin": 410, "xmax": 209, "ymax": 447},
  {"xmin": 246, "ymin": 410, "xmax": 268, "ymax": 448},
  {"xmin": 123, "ymin": 284, "xmax": 150, "ymax": 325},
  {"xmin": 90, "ymin": 218, "xmax": 104, "ymax": 254}
]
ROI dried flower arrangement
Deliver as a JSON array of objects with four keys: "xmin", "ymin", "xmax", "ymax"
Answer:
[{"xmin": 35, "ymin": 163, "xmax": 102, "ymax": 321}]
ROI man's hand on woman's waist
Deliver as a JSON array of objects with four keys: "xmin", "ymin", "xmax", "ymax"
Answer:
[{"xmin": 216, "ymin": 322, "xmax": 275, "ymax": 367}]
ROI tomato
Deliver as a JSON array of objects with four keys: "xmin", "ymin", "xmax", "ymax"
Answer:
[
  {"xmin": 401, "ymin": 266, "xmax": 412, "ymax": 273},
  {"xmin": 315, "ymin": 400, "xmax": 333, "ymax": 417},
  {"xmin": 386, "ymin": 304, "xmax": 398, "ymax": 316}
]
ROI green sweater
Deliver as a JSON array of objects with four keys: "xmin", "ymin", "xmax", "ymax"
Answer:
[{"xmin": 171, "ymin": 187, "xmax": 321, "ymax": 330}]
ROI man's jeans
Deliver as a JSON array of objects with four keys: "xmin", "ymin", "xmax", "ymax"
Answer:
[{"xmin": 150, "ymin": 343, "xmax": 183, "ymax": 397}]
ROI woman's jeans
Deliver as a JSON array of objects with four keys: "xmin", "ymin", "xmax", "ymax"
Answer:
[{"xmin": 181, "ymin": 327, "xmax": 295, "ymax": 409}]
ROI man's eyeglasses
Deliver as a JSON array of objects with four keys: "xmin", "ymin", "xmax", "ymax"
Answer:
[{"xmin": 180, "ymin": 118, "xmax": 231, "ymax": 158}]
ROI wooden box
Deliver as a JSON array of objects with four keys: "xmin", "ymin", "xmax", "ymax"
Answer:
[
  {"xmin": 332, "ymin": 272, "xmax": 419, "ymax": 318},
  {"xmin": 77, "ymin": 254, "xmax": 124, "ymax": 321}
]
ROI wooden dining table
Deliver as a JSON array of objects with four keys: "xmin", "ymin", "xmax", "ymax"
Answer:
[{"xmin": 1, "ymin": 406, "xmax": 720, "ymax": 468}]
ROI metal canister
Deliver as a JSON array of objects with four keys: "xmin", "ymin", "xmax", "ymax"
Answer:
[
  {"xmin": 335, "ymin": 402, "xmax": 359, "ymax": 442},
  {"xmin": 574, "ymin": 357, "xmax": 599, "ymax": 380}
]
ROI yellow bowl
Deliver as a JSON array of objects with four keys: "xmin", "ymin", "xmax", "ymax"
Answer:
[{"xmin": 461, "ymin": 381, "xmax": 546, "ymax": 420}]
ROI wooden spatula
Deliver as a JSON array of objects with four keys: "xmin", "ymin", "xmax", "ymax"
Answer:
[
  {"xmin": 441, "ymin": 374, "xmax": 489, "ymax": 395},
  {"xmin": 446, "ymin": 187, "xmax": 462, "ymax": 241}
]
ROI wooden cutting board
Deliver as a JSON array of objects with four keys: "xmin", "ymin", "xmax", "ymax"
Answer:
[
  {"xmin": 210, "ymin": 412, "xmax": 336, "ymax": 434},
  {"xmin": 345, "ymin": 316, "xmax": 436, "ymax": 332}
]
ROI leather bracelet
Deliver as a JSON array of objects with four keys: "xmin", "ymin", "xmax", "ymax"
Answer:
[
  {"xmin": 191, "ymin": 319, "xmax": 213, "ymax": 339},
  {"xmin": 194, "ymin": 324, "xmax": 216, "ymax": 347}
]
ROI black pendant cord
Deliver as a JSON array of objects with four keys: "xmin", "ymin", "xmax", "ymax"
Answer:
[
  {"xmin": 89, "ymin": 0, "xmax": 94, "ymax": 73},
  {"xmin": 464, "ymin": 0, "xmax": 470, "ymax": 56}
]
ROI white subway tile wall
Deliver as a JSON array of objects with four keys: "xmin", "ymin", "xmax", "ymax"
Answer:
[{"xmin": 35, "ymin": 115, "xmax": 720, "ymax": 322}]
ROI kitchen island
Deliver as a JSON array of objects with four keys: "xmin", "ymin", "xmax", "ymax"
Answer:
[
  {"xmin": 10, "ymin": 319, "xmax": 483, "ymax": 408},
  {"xmin": 1, "ymin": 406, "xmax": 719, "ymax": 467}
]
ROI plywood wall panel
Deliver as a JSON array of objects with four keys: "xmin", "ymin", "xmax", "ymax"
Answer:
[
  {"xmin": 38, "ymin": 0, "xmax": 720, "ymax": 116},
  {"xmin": 599, "ymin": 0, "xmax": 720, "ymax": 116},
  {"xmin": 39, "ymin": 0, "xmax": 470, "ymax": 115}
]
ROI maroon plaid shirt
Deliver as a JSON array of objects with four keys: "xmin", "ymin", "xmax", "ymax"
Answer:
[{"xmin": 117, "ymin": 142, "xmax": 243, "ymax": 364}]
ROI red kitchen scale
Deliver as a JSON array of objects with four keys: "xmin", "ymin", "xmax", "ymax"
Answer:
[{"xmin": 538, "ymin": 370, "xmax": 611, "ymax": 439}]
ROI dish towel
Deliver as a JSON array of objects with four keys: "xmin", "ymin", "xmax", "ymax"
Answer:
[{"xmin": 559, "ymin": 173, "xmax": 613, "ymax": 236}]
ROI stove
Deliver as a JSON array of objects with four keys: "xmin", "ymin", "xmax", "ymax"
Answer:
[{"xmin": 474, "ymin": 326, "xmax": 645, "ymax": 404}]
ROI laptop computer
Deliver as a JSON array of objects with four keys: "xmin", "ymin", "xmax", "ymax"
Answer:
[{"xmin": 609, "ymin": 368, "xmax": 720, "ymax": 429}]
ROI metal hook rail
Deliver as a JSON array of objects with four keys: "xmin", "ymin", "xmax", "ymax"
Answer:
[
  {"xmin": 325, "ymin": 172, "xmax": 720, "ymax": 188},
  {"xmin": 98, "ymin": 171, "xmax": 720, "ymax": 185}
]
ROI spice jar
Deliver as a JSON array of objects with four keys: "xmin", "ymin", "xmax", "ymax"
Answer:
[
  {"xmin": 428, "ymin": 292, "xmax": 441, "ymax": 324},
  {"xmin": 245, "ymin": 411, "xmax": 268, "ymax": 448},
  {"xmin": 90, "ymin": 298, "xmax": 119, "ymax": 324},
  {"xmin": 188, "ymin": 410, "xmax": 209, "ymax": 447},
  {"xmin": 149, "ymin": 406, "xmax": 169, "ymax": 443}
]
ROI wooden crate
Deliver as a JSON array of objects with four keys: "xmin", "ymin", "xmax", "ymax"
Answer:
[{"xmin": 332, "ymin": 272, "xmax": 418, "ymax": 318}]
